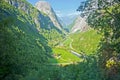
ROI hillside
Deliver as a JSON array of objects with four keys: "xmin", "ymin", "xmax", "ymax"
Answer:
[
  {"xmin": 0, "ymin": 0, "xmax": 83, "ymax": 79},
  {"xmin": 61, "ymin": 29, "xmax": 102, "ymax": 54},
  {"xmin": 5, "ymin": 0, "xmax": 65, "ymax": 46},
  {"xmin": 70, "ymin": 16, "xmax": 89, "ymax": 33},
  {"xmin": 70, "ymin": 29, "xmax": 102, "ymax": 54},
  {"xmin": 0, "ymin": 0, "xmax": 53, "ymax": 79}
]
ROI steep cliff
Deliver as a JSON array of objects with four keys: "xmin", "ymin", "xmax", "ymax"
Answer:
[
  {"xmin": 71, "ymin": 16, "xmax": 89, "ymax": 33},
  {"xmin": 35, "ymin": 1, "xmax": 63, "ymax": 31}
]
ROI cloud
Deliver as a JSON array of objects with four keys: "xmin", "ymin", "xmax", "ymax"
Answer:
[
  {"xmin": 67, "ymin": 12, "xmax": 80, "ymax": 16},
  {"xmin": 55, "ymin": 10, "xmax": 80, "ymax": 17}
]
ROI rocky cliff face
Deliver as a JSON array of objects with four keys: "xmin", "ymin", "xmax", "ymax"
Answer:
[
  {"xmin": 5, "ymin": 0, "xmax": 31, "ymax": 14},
  {"xmin": 5, "ymin": 0, "xmax": 63, "ymax": 32},
  {"xmin": 71, "ymin": 16, "xmax": 89, "ymax": 33},
  {"xmin": 35, "ymin": 1, "xmax": 63, "ymax": 31}
]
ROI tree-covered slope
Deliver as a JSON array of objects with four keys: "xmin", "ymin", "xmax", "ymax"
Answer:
[
  {"xmin": 5, "ymin": 0, "xmax": 65, "ymax": 46},
  {"xmin": 77, "ymin": 0, "xmax": 120, "ymax": 79},
  {"xmin": 0, "ymin": 0, "xmax": 53, "ymax": 79}
]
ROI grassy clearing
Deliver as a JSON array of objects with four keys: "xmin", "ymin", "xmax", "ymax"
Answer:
[
  {"xmin": 62, "ymin": 37, "xmax": 72, "ymax": 49},
  {"xmin": 71, "ymin": 29, "xmax": 102, "ymax": 54},
  {"xmin": 48, "ymin": 47, "xmax": 81, "ymax": 63}
]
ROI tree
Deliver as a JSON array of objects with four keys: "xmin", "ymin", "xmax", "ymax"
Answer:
[{"xmin": 77, "ymin": 0, "xmax": 120, "ymax": 79}]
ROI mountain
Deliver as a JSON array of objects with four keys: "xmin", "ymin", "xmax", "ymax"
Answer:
[
  {"xmin": 0, "ymin": 0, "xmax": 53, "ymax": 79},
  {"xmin": 5, "ymin": 0, "xmax": 65, "ymax": 46},
  {"xmin": 0, "ymin": 0, "xmax": 65, "ymax": 79},
  {"xmin": 57, "ymin": 17, "xmax": 66, "ymax": 27},
  {"xmin": 59, "ymin": 15, "xmax": 78, "ymax": 26},
  {"xmin": 57, "ymin": 14, "xmax": 79, "ymax": 32},
  {"xmin": 35, "ymin": 1, "xmax": 63, "ymax": 31},
  {"xmin": 70, "ymin": 29, "xmax": 102, "ymax": 54},
  {"xmin": 5, "ymin": 0, "xmax": 62, "ymax": 31},
  {"xmin": 70, "ymin": 16, "xmax": 89, "ymax": 33}
]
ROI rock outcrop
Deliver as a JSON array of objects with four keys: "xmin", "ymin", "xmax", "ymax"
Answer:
[{"xmin": 71, "ymin": 16, "xmax": 89, "ymax": 33}]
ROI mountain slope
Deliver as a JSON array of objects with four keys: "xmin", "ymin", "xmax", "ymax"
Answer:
[
  {"xmin": 71, "ymin": 16, "xmax": 89, "ymax": 33},
  {"xmin": 5, "ymin": 0, "xmax": 65, "ymax": 46},
  {"xmin": 0, "ymin": 0, "xmax": 57, "ymax": 79},
  {"xmin": 62, "ymin": 15, "xmax": 78, "ymax": 25},
  {"xmin": 5, "ymin": 0, "xmax": 59, "ymax": 31},
  {"xmin": 70, "ymin": 29, "xmax": 102, "ymax": 54}
]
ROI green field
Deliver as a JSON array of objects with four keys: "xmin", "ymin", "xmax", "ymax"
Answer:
[
  {"xmin": 48, "ymin": 47, "xmax": 81, "ymax": 63},
  {"xmin": 71, "ymin": 29, "xmax": 102, "ymax": 54},
  {"xmin": 49, "ymin": 29, "xmax": 102, "ymax": 63},
  {"xmin": 62, "ymin": 37, "xmax": 72, "ymax": 49},
  {"xmin": 62, "ymin": 29, "xmax": 102, "ymax": 55}
]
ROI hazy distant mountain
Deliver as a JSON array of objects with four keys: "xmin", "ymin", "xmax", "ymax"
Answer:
[
  {"xmin": 35, "ymin": 1, "xmax": 63, "ymax": 31},
  {"xmin": 58, "ymin": 15, "xmax": 78, "ymax": 26},
  {"xmin": 57, "ymin": 17, "xmax": 66, "ymax": 27}
]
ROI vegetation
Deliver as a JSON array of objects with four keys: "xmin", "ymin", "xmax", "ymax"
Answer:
[
  {"xmin": 67, "ymin": 19, "xmax": 76, "ymax": 32},
  {"xmin": 1, "ymin": 0, "xmax": 120, "ymax": 80},
  {"xmin": 39, "ymin": 29, "xmax": 64, "ymax": 46},
  {"xmin": 62, "ymin": 29, "xmax": 102, "ymax": 54},
  {"xmin": 49, "ymin": 47, "xmax": 81, "ymax": 63},
  {"xmin": 0, "ymin": 1, "xmax": 52, "ymax": 80},
  {"xmin": 77, "ymin": 0, "xmax": 120, "ymax": 79},
  {"xmin": 71, "ymin": 29, "xmax": 102, "ymax": 54}
]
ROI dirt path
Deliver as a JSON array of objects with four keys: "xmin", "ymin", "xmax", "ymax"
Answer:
[{"xmin": 69, "ymin": 37, "xmax": 86, "ymax": 58}]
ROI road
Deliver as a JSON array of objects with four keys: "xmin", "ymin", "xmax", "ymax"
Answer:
[
  {"xmin": 49, "ymin": 37, "xmax": 87, "ymax": 66},
  {"xmin": 70, "ymin": 39, "xmax": 73, "ymax": 49},
  {"xmin": 69, "ymin": 38, "xmax": 86, "ymax": 59},
  {"xmin": 70, "ymin": 50, "xmax": 82, "ymax": 57}
]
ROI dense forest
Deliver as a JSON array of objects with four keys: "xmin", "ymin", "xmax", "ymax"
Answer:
[
  {"xmin": 0, "ymin": 0, "xmax": 120, "ymax": 80},
  {"xmin": 77, "ymin": 0, "xmax": 120, "ymax": 80}
]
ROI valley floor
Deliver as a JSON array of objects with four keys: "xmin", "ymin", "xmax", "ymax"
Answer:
[{"xmin": 48, "ymin": 29, "xmax": 101, "ymax": 65}]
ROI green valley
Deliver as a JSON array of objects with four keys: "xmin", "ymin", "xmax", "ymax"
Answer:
[
  {"xmin": 49, "ymin": 47, "xmax": 81, "ymax": 63},
  {"xmin": 0, "ymin": 0, "xmax": 120, "ymax": 80}
]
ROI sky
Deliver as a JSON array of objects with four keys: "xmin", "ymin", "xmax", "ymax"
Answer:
[{"xmin": 27, "ymin": 0, "xmax": 84, "ymax": 17}]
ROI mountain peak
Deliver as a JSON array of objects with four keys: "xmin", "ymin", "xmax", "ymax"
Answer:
[
  {"xmin": 35, "ymin": 1, "xmax": 52, "ymax": 12},
  {"xmin": 35, "ymin": 1, "xmax": 63, "ymax": 31}
]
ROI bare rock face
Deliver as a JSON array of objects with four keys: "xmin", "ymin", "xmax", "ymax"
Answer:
[
  {"xmin": 71, "ymin": 16, "xmax": 89, "ymax": 33},
  {"xmin": 35, "ymin": 1, "xmax": 62, "ymax": 31},
  {"xmin": 5, "ymin": 0, "xmax": 30, "ymax": 14}
]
